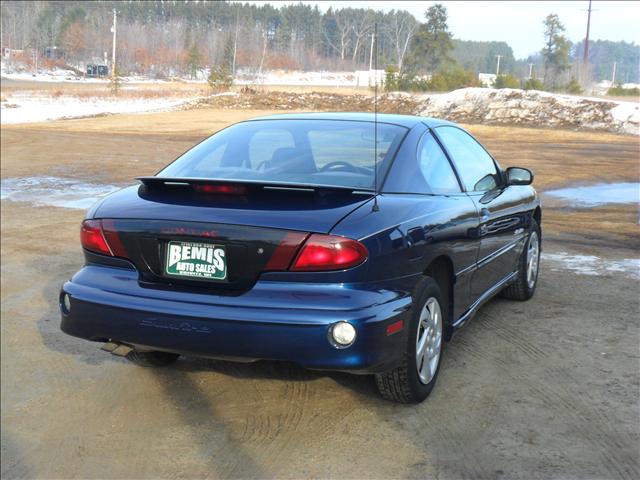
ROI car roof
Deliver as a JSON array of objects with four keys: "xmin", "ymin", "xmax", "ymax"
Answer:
[{"xmin": 245, "ymin": 112, "xmax": 457, "ymax": 129}]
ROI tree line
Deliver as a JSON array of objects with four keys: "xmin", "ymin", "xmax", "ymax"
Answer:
[{"xmin": 1, "ymin": 0, "xmax": 637, "ymax": 87}]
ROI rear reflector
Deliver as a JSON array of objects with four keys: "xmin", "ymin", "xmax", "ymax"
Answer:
[
  {"xmin": 386, "ymin": 320, "xmax": 404, "ymax": 336},
  {"xmin": 192, "ymin": 184, "xmax": 247, "ymax": 195},
  {"xmin": 291, "ymin": 234, "xmax": 368, "ymax": 272},
  {"xmin": 80, "ymin": 220, "xmax": 112, "ymax": 255},
  {"xmin": 264, "ymin": 232, "xmax": 309, "ymax": 271}
]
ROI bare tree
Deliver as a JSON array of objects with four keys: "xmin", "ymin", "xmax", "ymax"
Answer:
[
  {"xmin": 323, "ymin": 9, "xmax": 351, "ymax": 61},
  {"xmin": 350, "ymin": 9, "xmax": 374, "ymax": 63},
  {"xmin": 385, "ymin": 10, "xmax": 417, "ymax": 72}
]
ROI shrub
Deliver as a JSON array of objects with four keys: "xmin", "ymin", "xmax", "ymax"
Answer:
[
  {"xmin": 607, "ymin": 84, "xmax": 640, "ymax": 96},
  {"xmin": 428, "ymin": 65, "xmax": 478, "ymax": 92},
  {"xmin": 207, "ymin": 65, "xmax": 233, "ymax": 92},
  {"xmin": 384, "ymin": 65, "xmax": 399, "ymax": 92},
  {"xmin": 493, "ymin": 74, "xmax": 520, "ymax": 89},
  {"xmin": 565, "ymin": 77, "xmax": 583, "ymax": 94},
  {"xmin": 523, "ymin": 77, "xmax": 544, "ymax": 91},
  {"xmin": 109, "ymin": 66, "xmax": 122, "ymax": 95}
]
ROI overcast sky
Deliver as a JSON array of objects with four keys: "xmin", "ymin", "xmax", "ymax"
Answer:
[{"xmin": 239, "ymin": 1, "xmax": 640, "ymax": 59}]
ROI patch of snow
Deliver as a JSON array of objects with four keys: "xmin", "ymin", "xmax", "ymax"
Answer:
[
  {"xmin": 0, "ymin": 93, "xmax": 192, "ymax": 124},
  {"xmin": 235, "ymin": 69, "xmax": 383, "ymax": 87},
  {"xmin": 543, "ymin": 182, "xmax": 640, "ymax": 207},
  {"xmin": 0, "ymin": 176, "xmax": 120, "ymax": 210},
  {"xmin": 542, "ymin": 252, "xmax": 640, "ymax": 279}
]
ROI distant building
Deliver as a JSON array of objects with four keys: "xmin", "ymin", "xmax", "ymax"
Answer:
[
  {"xmin": 478, "ymin": 73, "xmax": 497, "ymax": 87},
  {"xmin": 43, "ymin": 46, "xmax": 64, "ymax": 60},
  {"xmin": 86, "ymin": 64, "xmax": 109, "ymax": 77},
  {"xmin": 355, "ymin": 69, "xmax": 385, "ymax": 87},
  {"xmin": 2, "ymin": 47, "xmax": 25, "ymax": 59}
]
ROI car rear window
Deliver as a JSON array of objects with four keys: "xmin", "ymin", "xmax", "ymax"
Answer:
[{"xmin": 158, "ymin": 119, "xmax": 408, "ymax": 190}]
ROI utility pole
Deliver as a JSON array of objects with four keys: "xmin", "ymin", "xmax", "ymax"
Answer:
[
  {"xmin": 611, "ymin": 61, "xmax": 617, "ymax": 85},
  {"xmin": 369, "ymin": 32, "xmax": 375, "ymax": 87},
  {"xmin": 583, "ymin": 0, "xmax": 592, "ymax": 65},
  {"xmin": 495, "ymin": 55, "xmax": 502, "ymax": 76},
  {"xmin": 232, "ymin": 5, "xmax": 239, "ymax": 75},
  {"xmin": 369, "ymin": 32, "xmax": 375, "ymax": 71},
  {"xmin": 111, "ymin": 9, "xmax": 117, "ymax": 78}
]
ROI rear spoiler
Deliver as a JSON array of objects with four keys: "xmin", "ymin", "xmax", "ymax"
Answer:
[{"xmin": 136, "ymin": 177, "xmax": 374, "ymax": 195}]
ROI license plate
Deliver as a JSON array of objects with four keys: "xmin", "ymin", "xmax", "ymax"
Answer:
[{"xmin": 165, "ymin": 241, "xmax": 227, "ymax": 281}]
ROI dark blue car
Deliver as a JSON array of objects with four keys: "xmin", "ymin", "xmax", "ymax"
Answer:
[{"xmin": 60, "ymin": 113, "xmax": 541, "ymax": 403}]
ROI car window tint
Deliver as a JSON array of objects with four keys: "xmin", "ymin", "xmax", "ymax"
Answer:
[
  {"xmin": 249, "ymin": 129, "xmax": 295, "ymax": 168},
  {"xmin": 189, "ymin": 143, "xmax": 227, "ymax": 174},
  {"xmin": 159, "ymin": 120, "xmax": 407, "ymax": 190},
  {"xmin": 436, "ymin": 126, "xmax": 499, "ymax": 192},
  {"xmin": 418, "ymin": 132, "xmax": 460, "ymax": 194},
  {"xmin": 308, "ymin": 127, "xmax": 391, "ymax": 169}
]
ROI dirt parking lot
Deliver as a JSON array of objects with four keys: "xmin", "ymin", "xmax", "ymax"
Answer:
[{"xmin": 1, "ymin": 106, "xmax": 639, "ymax": 479}]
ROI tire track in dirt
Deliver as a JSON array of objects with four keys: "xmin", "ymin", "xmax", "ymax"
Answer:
[{"xmin": 454, "ymin": 314, "xmax": 640, "ymax": 479}]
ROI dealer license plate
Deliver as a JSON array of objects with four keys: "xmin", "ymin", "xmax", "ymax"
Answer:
[{"xmin": 165, "ymin": 241, "xmax": 227, "ymax": 281}]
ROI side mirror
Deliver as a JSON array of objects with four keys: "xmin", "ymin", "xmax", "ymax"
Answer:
[{"xmin": 506, "ymin": 167, "xmax": 533, "ymax": 186}]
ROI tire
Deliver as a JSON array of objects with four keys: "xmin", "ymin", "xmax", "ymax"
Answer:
[
  {"xmin": 501, "ymin": 218, "xmax": 541, "ymax": 301},
  {"xmin": 375, "ymin": 277, "xmax": 446, "ymax": 403},
  {"xmin": 126, "ymin": 350, "xmax": 180, "ymax": 367}
]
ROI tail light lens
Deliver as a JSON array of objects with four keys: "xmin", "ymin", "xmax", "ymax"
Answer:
[
  {"xmin": 291, "ymin": 234, "xmax": 368, "ymax": 271},
  {"xmin": 80, "ymin": 220, "xmax": 112, "ymax": 255}
]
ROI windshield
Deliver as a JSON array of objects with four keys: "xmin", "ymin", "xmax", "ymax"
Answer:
[{"xmin": 158, "ymin": 119, "xmax": 408, "ymax": 190}]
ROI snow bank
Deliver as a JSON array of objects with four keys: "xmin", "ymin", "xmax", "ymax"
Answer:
[
  {"xmin": 415, "ymin": 88, "xmax": 640, "ymax": 135},
  {"xmin": 0, "ymin": 93, "xmax": 192, "ymax": 124}
]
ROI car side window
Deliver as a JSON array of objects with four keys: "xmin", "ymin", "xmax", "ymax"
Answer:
[
  {"xmin": 418, "ymin": 132, "xmax": 461, "ymax": 194},
  {"xmin": 436, "ymin": 126, "xmax": 500, "ymax": 192}
]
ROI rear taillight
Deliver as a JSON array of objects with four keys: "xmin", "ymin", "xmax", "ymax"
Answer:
[
  {"xmin": 80, "ymin": 220, "xmax": 112, "ymax": 255},
  {"xmin": 264, "ymin": 232, "xmax": 309, "ymax": 271},
  {"xmin": 291, "ymin": 234, "xmax": 368, "ymax": 272}
]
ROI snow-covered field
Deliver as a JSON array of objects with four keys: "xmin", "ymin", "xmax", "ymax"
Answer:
[
  {"xmin": 0, "ymin": 93, "xmax": 194, "ymax": 124},
  {"xmin": 2, "ymin": 62, "xmax": 638, "ymax": 133},
  {"xmin": 1, "ymin": 61, "xmax": 382, "ymax": 87}
]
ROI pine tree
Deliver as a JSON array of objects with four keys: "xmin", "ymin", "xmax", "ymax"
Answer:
[
  {"xmin": 541, "ymin": 14, "xmax": 571, "ymax": 90},
  {"xmin": 186, "ymin": 43, "xmax": 202, "ymax": 79}
]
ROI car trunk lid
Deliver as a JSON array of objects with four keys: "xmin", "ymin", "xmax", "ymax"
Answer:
[{"xmin": 92, "ymin": 179, "xmax": 372, "ymax": 292}]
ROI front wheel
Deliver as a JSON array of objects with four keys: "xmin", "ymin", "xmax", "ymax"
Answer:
[
  {"xmin": 375, "ymin": 277, "xmax": 445, "ymax": 403},
  {"xmin": 501, "ymin": 219, "xmax": 541, "ymax": 301}
]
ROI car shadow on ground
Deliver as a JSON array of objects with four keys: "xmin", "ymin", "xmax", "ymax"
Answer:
[{"xmin": 37, "ymin": 266, "xmax": 126, "ymax": 366}]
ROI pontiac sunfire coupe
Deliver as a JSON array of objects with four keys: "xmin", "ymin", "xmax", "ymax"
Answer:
[{"xmin": 60, "ymin": 113, "xmax": 541, "ymax": 403}]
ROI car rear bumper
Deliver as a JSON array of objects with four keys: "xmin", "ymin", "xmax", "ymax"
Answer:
[{"xmin": 60, "ymin": 265, "xmax": 413, "ymax": 373}]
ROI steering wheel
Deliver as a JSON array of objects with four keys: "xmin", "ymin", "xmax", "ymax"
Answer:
[
  {"xmin": 255, "ymin": 160, "xmax": 270, "ymax": 171},
  {"xmin": 320, "ymin": 161, "xmax": 359, "ymax": 173}
]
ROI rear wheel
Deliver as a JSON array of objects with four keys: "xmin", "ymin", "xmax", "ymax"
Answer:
[
  {"xmin": 501, "ymin": 219, "xmax": 541, "ymax": 301},
  {"xmin": 126, "ymin": 350, "xmax": 180, "ymax": 367},
  {"xmin": 375, "ymin": 278, "xmax": 445, "ymax": 403}
]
